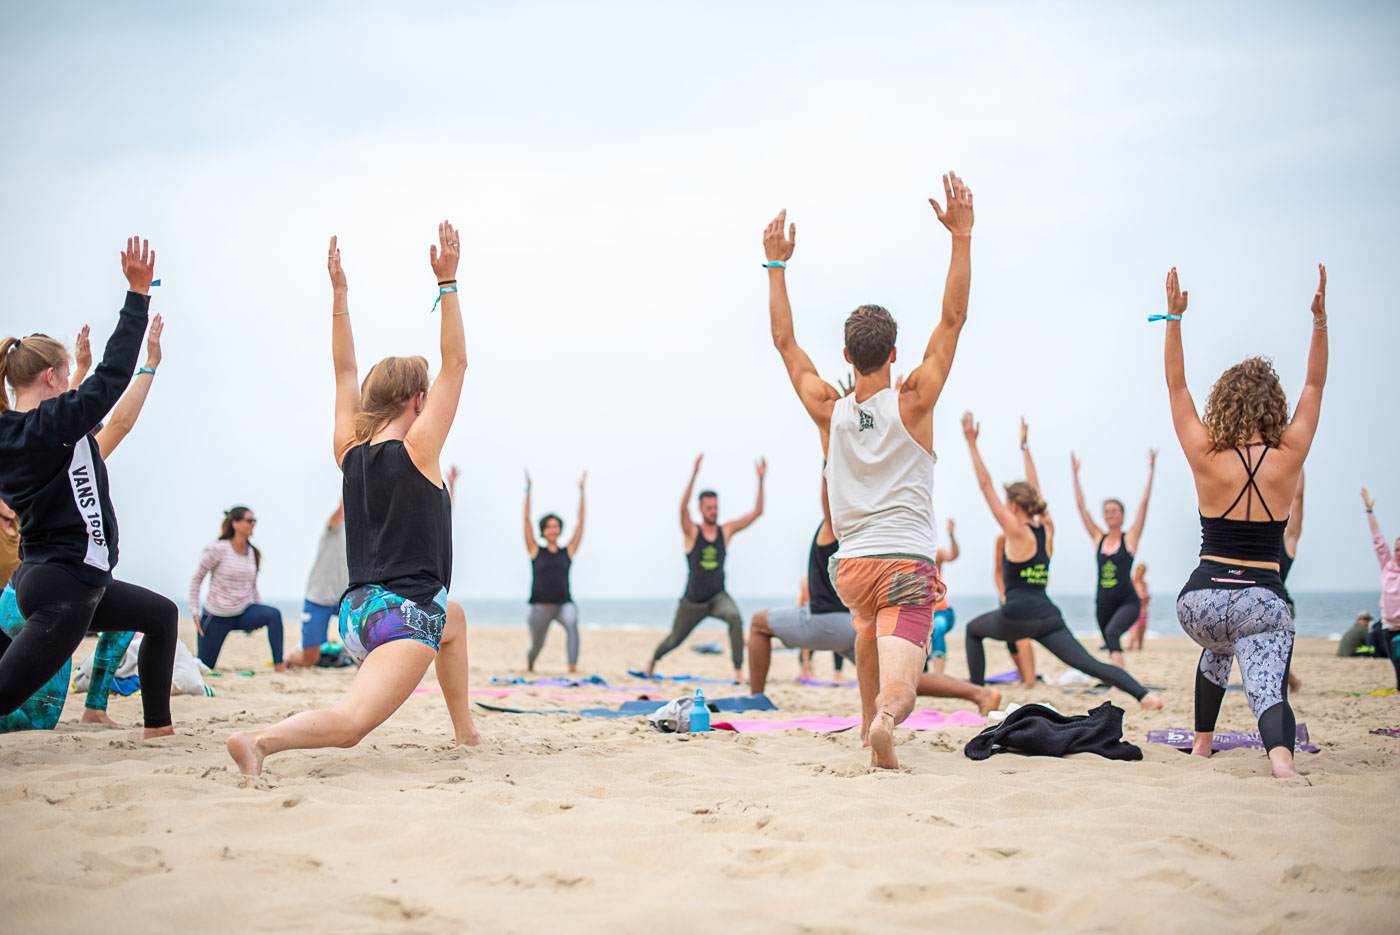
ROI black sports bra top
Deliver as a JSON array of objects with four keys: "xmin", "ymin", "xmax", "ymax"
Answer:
[{"xmin": 1198, "ymin": 446, "xmax": 1288, "ymax": 565}]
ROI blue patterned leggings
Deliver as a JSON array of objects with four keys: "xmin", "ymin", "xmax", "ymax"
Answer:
[{"xmin": 1176, "ymin": 586, "xmax": 1295, "ymax": 752}]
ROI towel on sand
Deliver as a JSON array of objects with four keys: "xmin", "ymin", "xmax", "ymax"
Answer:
[
  {"xmin": 1146, "ymin": 725, "xmax": 1320, "ymax": 753},
  {"xmin": 964, "ymin": 702, "xmax": 1142, "ymax": 761}
]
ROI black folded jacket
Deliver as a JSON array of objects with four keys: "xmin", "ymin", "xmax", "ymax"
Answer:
[{"xmin": 964, "ymin": 701, "xmax": 1143, "ymax": 761}]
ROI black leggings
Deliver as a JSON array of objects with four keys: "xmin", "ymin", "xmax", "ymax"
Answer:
[
  {"xmin": 1370, "ymin": 624, "xmax": 1400, "ymax": 691},
  {"xmin": 1096, "ymin": 593, "xmax": 1142, "ymax": 654},
  {"xmin": 1193, "ymin": 646, "xmax": 1295, "ymax": 753},
  {"xmin": 965, "ymin": 604, "xmax": 1148, "ymax": 701},
  {"xmin": 0, "ymin": 564, "xmax": 177, "ymax": 729}
]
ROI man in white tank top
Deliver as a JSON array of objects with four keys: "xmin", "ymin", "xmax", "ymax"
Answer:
[{"xmin": 760, "ymin": 172, "xmax": 975, "ymax": 769}]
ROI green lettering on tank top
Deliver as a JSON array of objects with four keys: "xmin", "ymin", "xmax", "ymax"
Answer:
[
  {"xmin": 1100, "ymin": 560, "xmax": 1119, "ymax": 591},
  {"xmin": 700, "ymin": 545, "xmax": 719, "ymax": 571},
  {"xmin": 1019, "ymin": 564, "xmax": 1049, "ymax": 587}
]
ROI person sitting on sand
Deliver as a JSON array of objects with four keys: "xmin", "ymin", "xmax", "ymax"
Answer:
[
  {"xmin": 0, "ymin": 238, "xmax": 178, "ymax": 741},
  {"xmin": 1337, "ymin": 612, "xmax": 1375, "ymax": 658},
  {"xmin": 189, "ymin": 506, "xmax": 285, "ymax": 672},
  {"xmin": 227, "ymin": 223, "xmax": 480, "ymax": 776},
  {"xmin": 523, "ymin": 470, "xmax": 586, "ymax": 674},
  {"xmin": 961, "ymin": 414, "xmax": 1161, "ymax": 711},
  {"xmin": 646, "ymin": 454, "xmax": 764, "ymax": 683},
  {"xmin": 761, "ymin": 172, "xmax": 976, "ymax": 769},
  {"xmin": 287, "ymin": 502, "xmax": 349, "ymax": 668},
  {"xmin": 1163, "ymin": 264, "xmax": 1326, "ymax": 779}
]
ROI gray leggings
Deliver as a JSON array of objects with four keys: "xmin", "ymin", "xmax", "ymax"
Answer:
[
  {"xmin": 652, "ymin": 591, "xmax": 744, "ymax": 669},
  {"xmin": 1176, "ymin": 586, "xmax": 1295, "ymax": 752},
  {"xmin": 526, "ymin": 602, "xmax": 579, "ymax": 667}
]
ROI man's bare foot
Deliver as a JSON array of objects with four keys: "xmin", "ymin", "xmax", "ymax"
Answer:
[
  {"xmin": 142, "ymin": 725, "xmax": 175, "ymax": 740},
  {"xmin": 868, "ymin": 712, "xmax": 898, "ymax": 769},
  {"xmin": 81, "ymin": 709, "xmax": 119, "ymax": 726},
  {"xmin": 1268, "ymin": 747, "xmax": 1299, "ymax": 778},
  {"xmin": 977, "ymin": 688, "xmax": 1002, "ymax": 718},
  {"xmin": 226, "ymin": 731, "xmax": 266, "ymax": 776},
  {"xmin": 455, "ymin": 725, "xmax": 483, "ymax": 747},
  {"xmin": 1139, "ymin": 693, "xmax": 1164, "ymax": 711}
]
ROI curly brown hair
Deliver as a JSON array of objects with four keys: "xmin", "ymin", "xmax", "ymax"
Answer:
[{"xmin": 1202, "ymin": 357, "xmax": 1290, "ymax": 450}]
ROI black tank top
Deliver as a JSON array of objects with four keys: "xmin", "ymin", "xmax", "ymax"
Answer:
[
  {"xmin": 530, "ymin": 547, "xmax": 572, "ymax": 604},
  {"xmin": 1279, "ymin": 546, "xmax": 1294, "ymax": 583},
  {"xmin": 1096, "ymin": 534, "xmax": 1135, "ymax": 606},
  {"xmin": 1198, "ymin": 446, "xmax": 1288, "ymax": 564},
  {"xmin": 1002, "ymin": 524, "xmax": 1054, "ymax": 619},
  {"xmin": 807, "ymin": 524, "xmax": 845, "ymax": 615},
  {"xmin": 342, "ymin": 440, "xmax": 453, "ymax": 608},
  {"xmin": 684, "ymin": 526, "xmax": 726, "ymax": 603}
]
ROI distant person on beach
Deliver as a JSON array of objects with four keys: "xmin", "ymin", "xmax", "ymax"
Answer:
[
  {"xmin": 961, "ymin": 414, "xmax": 1160, "ymax": 709},
  {"xmin": 646, "ymin": 454, "xmax": 764, "ymax": 683},
  {"xmin": 928, "ymin": 519, "xmax": 960, "ymax": 675},
  {"xmin": 189, "ymin": 506, "xmax": 285, "ymax": 672},
  {"xmin": 523, "ymin": 470, "xmax": 586, "ymax": 673},
  {"xmin": 0, "ymin": 238, "xmax": 178, "ymax": 740},
  {"xmin": 992, "ymin": 532, "xmax": 1037, "ymax": 686},
  {"xmin": 1164, "ymin": 264, "xmax": 1326, "ymax": 778},
  {"xmin": 1127, "ymin": 564, "xmax": 1150, "ymax": 651},
  {"xmin": 1361, "ymin": 488, "xmax": 1400, "ymax": 688},
  {"xmin": 1070, "ymin": 448, "xmax": 1157, "ymax": 670},
  {"xmin": 761, "ymin": 171, "xmax": 976, "ymax": 768},
  {"xmin": 227, "ymin": 223, "xmax": 480, "ymax": 776},
  {"xmin": 1336, "ymin": 612, "xmax": 1374, "ymax": 658},
  {"xmin": 287, "ymin": 502, "xmax": 348, "ymax": 668}
]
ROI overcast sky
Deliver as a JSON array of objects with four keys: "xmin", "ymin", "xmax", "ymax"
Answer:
[{"xmin": 2, "ymin": 1, "xmax": 1396, "ymax": 604}]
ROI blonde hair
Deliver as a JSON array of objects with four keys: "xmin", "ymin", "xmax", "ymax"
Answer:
[
  {"xmin": 1202, "ymin": 357, "xmax": 1289, "ymax": 450},
  {"xmin": 1004, "ymin": 481, "xmax": 1047, "ymax": 520},
  {"xmin": 352, "ymin": 356, "xmax": 430, "ymax": 444},
  {"xmin": 0, "ymin": 334, "xmax": 69, "ymax": 413}
]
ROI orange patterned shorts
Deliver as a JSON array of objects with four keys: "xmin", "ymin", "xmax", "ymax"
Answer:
[{"xmin": 829, "ymin": 555, "xmax": 945, "ymax": 648}]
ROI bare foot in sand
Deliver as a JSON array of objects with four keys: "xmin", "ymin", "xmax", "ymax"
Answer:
[
  {"xmin": 1269, "ymin": 748, "xmax": 1299, "ymax": 779},
  {"xmin": 274, "ymin": 662, "xmax": 288, "ymax": 673},
  {"xmin": 1139, "ymin": 693, "xmax": 1164, "ymax": 711},
  {"xmin": 868, "ymin": 712, "xmax": 898, "ymax": 769},
  {"xmin": 142, "ymin": 725, "xmax": 175, "ymax": 740},
  {"xmin": 227, "ymin": 731, "xmax": 265, "ymax": 776},
  {"xmin": 81, "ymin": 709, "xmax": 119, "ymax": 726},
  {"xmin": 644, "ymin": 661, "xmax": 656, "ymax": 678},
  {"xmin": 1191, "ymin": 731, "xmax": 1214, "ymax": 758},
  {"xmin": 456, "ymin": 726, "xmax": 482, "ymax": 747},
  {"xmin": 977, "ymin": 687, "xmax": 1002, "ymax": 718}
]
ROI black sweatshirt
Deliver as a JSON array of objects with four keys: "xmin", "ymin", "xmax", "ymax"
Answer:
[
  {"xmin": 963, "ymin": 702, "xmax": 1143, "ymax": 761},
  {"xmin": 0, "ymin": 291, "xmax": 149, "ymax": 587}
]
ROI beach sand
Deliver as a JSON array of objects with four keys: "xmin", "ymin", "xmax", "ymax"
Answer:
[{"xmin": 2, "ymin": 621, "xmax": 1398, "ymax": 934}]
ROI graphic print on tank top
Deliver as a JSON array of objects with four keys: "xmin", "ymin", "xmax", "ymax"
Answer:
[
  {"xmin": 1097, "ymin": 535, "xmax": 1133, "ymax": 601},
  {"xmin": 684, "ymin": 527, "xmax": 726, "ymax": 603}
]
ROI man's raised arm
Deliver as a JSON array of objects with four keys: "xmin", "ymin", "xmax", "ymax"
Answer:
[
  {"xmin": 763, "ymin": 211, "xmax": 839, "ymax": 436},
  {"xmin": 680, "ymin": 454, "xmax": 701, "ymax": 539},
  {"xmin": 900, "ymin": 172, "xmax": 974, "ymax": 427}
]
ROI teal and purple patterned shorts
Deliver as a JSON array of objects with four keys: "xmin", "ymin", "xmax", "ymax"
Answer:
[{"xmin": 338, "ymin": 584, "xmax": 447, "ymax": 662}]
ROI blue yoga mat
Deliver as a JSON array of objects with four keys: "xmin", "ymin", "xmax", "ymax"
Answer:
[{"xmin": 475, "ymin": 693, "xmax": 777, "ymax": 719}]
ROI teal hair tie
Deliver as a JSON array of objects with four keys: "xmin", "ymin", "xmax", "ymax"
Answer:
[
  {"xmin": 431, "ymin": 284, "xmax": 458, "ymax": 313},
  {"xmin": 1147, "ymin": 314, "xmax": 1182, "ymax": 322}
]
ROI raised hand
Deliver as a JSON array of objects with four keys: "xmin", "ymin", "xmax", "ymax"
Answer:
[
  {"xmin": 755, "ymin": 457, "xmax": 768, "ymax": 480},
  {"xmin": 430, "ymin": 220, "xmax": 461, "ymax": 282},
  {"xmin": 579, "ymin": 471, "xmax": 587, "ymax": 490},
  {"xmin": 928, "ymin": 171, "xmax": 974, "ymax": 236},
  {"xmin": 763, "ymin": 210, "xmax": 796, "ymax": 263},
  {"xmin": 1020, "ymin": 417, "xmax": 1029, "ymax": 447},
  {"xmin": 328, "ymin": 236, "xmax": 347, "ymax": 293},
  {"xmin": 946, "ymin": 518, "xmax": 955, "ymax": 537},
  {"xmin": 145, "ymin": 315, "xmax": 164, "ymax": 367},
  {"xmin": 121, "ymin": 236, "xmax": 156, "ymax": 294},
  {"xmin": 692, "ymin": 454, "xmax": 704, "ymax": 476},
  {"xmin": 1311, "ymin": 264, "xmax": 1327, "ymax": 319},
  {"xmin": 74, "ymin": 325, "xmax": 91, "ymax": 373},
  {"xmin": 838, "ymin": 373, "xmax": 855, "ymax": 398},
  {"xmin": 1148, "ymin": 448, "xmax": 1158, "ymax": 470},
  {"xmin": 447, "ymin": 465, "xmax": 461, "ymax": 487},
  {"xmin": 1165, "ymin": 267, "xmax": 1188, "ymax": 318},
  {"xmin": 524, "ymin": 469, "xmax": 532, "ymax": 490},
  {"xmin": 961, "ymin": 411, "xmax": 979, "ymax": 443},
  {"xmin": 1071, "ymin": 452, "xmax": 1082, "ymax": 474},
  {"xmin": 1363, "ymin": 487, "xmax": 1376, "ymax": 511}
]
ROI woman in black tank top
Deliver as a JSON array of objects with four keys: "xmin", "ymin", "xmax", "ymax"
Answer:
[
  {"xmin": 1162, "ymin": 265, "xmax": 1326, "ymax": 779},
  {"xmin": 1070, "ymin": 450, "xmax": 1157, "ymax": 669},
  {"xmin": 523, "ymin": 471, "xmax": 586, "ymax": 672},
  {"xmin": 227, "ymin": 223, "xmax": 481, "ymax": 776},
  {"xmin": 961, "ymin": 413, "xmax": 1159, "ymax": 707}
]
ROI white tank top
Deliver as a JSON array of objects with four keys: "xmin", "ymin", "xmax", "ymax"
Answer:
[{"xmin": 825, "ymin": 388, "xmax": 937, "ymax": 561}]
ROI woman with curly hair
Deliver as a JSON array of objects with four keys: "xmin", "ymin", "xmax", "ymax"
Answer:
[
  {"xmin": 960, "ymin": 413, "xmax": 1162, "ymax": 708},
  {"xmin": 1163, "ymin": 264, "xmax": 1327, "ymax": 779}
]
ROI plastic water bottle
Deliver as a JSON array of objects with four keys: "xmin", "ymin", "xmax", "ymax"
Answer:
[{"xmin": 689, "ymin": 688, "xmax": 710, "ymax": 732}]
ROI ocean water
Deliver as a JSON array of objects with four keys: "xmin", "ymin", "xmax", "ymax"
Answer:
[{"xmin": 267, "ymin": 590, "xmax": 1381, "ymax": 642}]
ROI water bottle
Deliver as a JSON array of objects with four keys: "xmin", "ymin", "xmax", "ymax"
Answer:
[{"xmin": 689, "ymin": 688, "xmax": 710, "ymax": 732}]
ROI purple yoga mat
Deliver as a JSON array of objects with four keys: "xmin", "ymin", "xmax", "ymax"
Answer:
[
  {"xmin": 985, "ymin": 669, "xmax": 1041, "ymax": 684},
  {"xmin": 797, "ymin": 678, "xmax": 857, "ymax": 688},
  {"xmin": 712, "ymin": 710, "xmax": 986, "ymax": 734},
  {"xmin": 1146, "ymin": 725, "xmax": 1320, "ymax": 754}
]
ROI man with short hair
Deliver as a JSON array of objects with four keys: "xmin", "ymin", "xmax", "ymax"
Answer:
[
  {"xmin": 647, "ymin": 454, "xmax": 765, "ymax": 683},
  {"xmin": 761, "ymin": 172, "xmax": 975, "ymax": 768}
]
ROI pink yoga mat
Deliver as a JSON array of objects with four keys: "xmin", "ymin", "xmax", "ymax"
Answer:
[
  {"xmin": 414, "ymin": 687, "xmax": 660, "ymax": 703},
  {"xmin": 712, "ymin": 710, "xmax": 987, "ymax": 734}
]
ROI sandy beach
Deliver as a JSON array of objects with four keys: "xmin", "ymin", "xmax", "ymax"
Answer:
[{"xmin": 2, "ymin": 621, "xmax": 1398, "ymax": 934}]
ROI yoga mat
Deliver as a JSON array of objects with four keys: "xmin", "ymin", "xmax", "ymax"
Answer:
[
  {"xmin": 474, "ymin": 693, "xmax": 777, "ymax": 719},
  {"xmin": 1145, "ymin": 725, "xmax": 1320, "ymax": 754},
  {"xmin": 1369, "ymin": 727, "xmax": 1400, "ymax": 738},
  {"xmin": 1321, "ymin": 688, "xmax": 1398, "ymax": 697},
  {"xmin": 490, "ymin": 675, "xmax": 610, "ymax": 687},
  {"xmin": 713, "ymin": 710, "xmax": 987, "ymax": 734},
  {"xmin": 417, "ymin": 687, "xmax": 662, "ymax": 703},
  {"xmin": 627, "ymin": 670, "xmax": 736, "ymax": 685},
  {"xmin": 986, "ymin": 669, "xmax": 1041, "ymax": 684},
  {"xmin": 798, "ymin": 678, "xmax": 857, "ymax": 688}
]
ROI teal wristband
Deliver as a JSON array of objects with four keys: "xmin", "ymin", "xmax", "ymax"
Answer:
[
  {"xmin": 1147, "ymin": 314, "xmax": 1182, "ymax": 322},
  {"xmin": 763, "ymin": 261, "xmax": 786, "ymax": 269},
  {"xmin": 431, "ymin": 284, "xmax": 458, "ymax": 313},
  {"xmin": 137, "ymin": 366, "xmax": 156, "ymax": 376}
]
